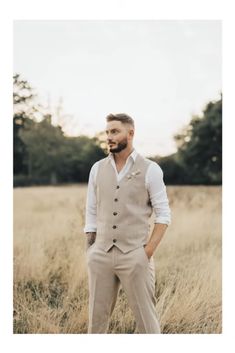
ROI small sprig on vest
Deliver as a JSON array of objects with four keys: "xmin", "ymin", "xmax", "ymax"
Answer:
[{"xmin": 126, "ymin": 169, "xmax": 141, "ymax": 180}]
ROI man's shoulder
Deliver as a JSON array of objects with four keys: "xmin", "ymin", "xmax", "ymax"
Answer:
[
  {"xmin": 91, "ymin": 155, "xmax": 109, "ymax": 170},
  {"xmin": 138, "ymin": 154, "xmax": 160, "ymax": 167},
  {"xmin": 139, "ymin": 156, "xmax": 163, "ymax": 175},
  {"xmin": 96, "ymin": 155, "xmax": 109, "ymax": 165}
]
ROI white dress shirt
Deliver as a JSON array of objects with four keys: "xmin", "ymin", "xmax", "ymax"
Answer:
[{"xmin": 84, "ymin": 149, "xmax": 171, "ymax": 233}]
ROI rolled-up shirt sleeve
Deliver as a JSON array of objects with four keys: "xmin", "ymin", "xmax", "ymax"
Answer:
[
  {"xmin": 83, "ymin": 162, "xmax": 99, "ymax": 233},
  {"xmin": 146, "ymin": 162, "xmax": 171, "ymax": 225}
]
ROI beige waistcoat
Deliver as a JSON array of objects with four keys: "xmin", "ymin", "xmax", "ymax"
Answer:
[{"xmin": 95, "ymin": 153, "xmax": 153, "ymax": 253}]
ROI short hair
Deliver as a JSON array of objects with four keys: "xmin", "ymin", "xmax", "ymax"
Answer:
[{"xmin": 106, "ymin": 113, "xmax": 135, "ymax": 128}]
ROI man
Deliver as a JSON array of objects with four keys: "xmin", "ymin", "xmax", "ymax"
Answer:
[{"xmin": 84, "ymin": 113, "xmax": 171, "ymax": 334}]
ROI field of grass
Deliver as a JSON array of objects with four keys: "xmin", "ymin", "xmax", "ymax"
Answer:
[{"xmin": 13, "ymin": 185, "xmax": 222, "ymax": 333}]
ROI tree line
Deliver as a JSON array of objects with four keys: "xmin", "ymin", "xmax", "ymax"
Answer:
[
  {"xmin": 151, "ymin": 95, "xmax": 222, "ymax": 185},
  {"xmin": 13, "ymin": 74, "xmax": 222, "ymax": 186}
]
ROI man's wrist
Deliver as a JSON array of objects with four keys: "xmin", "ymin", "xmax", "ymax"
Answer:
[{"xmin": 144, "ymin": 243, "xmax": 155, "ymax": 258}]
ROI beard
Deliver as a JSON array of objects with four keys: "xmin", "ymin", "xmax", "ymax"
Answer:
[{"xmin": 109, "ymin": 138, "xmax": 128, "ymax": 153}]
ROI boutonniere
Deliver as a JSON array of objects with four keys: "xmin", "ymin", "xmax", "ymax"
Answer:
[{"xmin": 126, "ymin": 169, "xmax": 141, "ymax": 180}]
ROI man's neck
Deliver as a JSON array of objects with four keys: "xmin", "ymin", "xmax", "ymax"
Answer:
[{"xmin": 113, "ymin": 147, "xmax": 134, "ymax": 164}]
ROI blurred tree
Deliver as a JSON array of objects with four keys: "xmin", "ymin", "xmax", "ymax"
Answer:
[
  {"xmin": 14, "ymin": 113, "xmax": 30, "ymax": 175},
  {"xmin": 19, "ymin": 115, "xmax": 66, "ymax": 184},
  {"xmin": 62, "ymin": 136, "xmax": 106, "ymax": 182},
  {"xmin": 13, "ymin": 74, "xmax": 43, "ymax": 175},
  {"xmin": 13, "ymin": 74, "xmax": 106, "ymax": 185},
  {"xmin": 174, "ymin": 96, "xmax": 222, "ymax": 184},
  {"xmin": 150, "ymin": 95, "xmax": 222, "ymax": 185}
]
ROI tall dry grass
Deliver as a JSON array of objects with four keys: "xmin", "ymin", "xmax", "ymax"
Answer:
[{"xmin": 13, "ymin": 185, "xmax": 222, "ymax": 333}]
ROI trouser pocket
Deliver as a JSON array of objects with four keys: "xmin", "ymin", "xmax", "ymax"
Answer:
[{"xmin": 142, "ymin": 245, "xmax": 150, "ymax": 262}]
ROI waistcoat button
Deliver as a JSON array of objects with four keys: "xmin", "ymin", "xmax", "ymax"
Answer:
[
  {"xmin": 114, "ymin": 198, "xmax": 118, "ymax": 202},
  {"xmin": 113, "ymin": 225, "xmax": 117, "ymax": 229},
  {"xmin": 113, "ymin": 239, "xmax": 117, "ymax": 243},
  {"xmin": 113, "ymin": 212, "xmax": 117, "ymax": 216},
  {"xmin": 116, "ymin": 186, "xmax": 120, "ymax": 189}
]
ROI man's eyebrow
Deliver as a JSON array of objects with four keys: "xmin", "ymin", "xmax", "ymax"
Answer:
[{"xmin": 105, "ymin": 128, "xmax": 120, "ymax": 133}]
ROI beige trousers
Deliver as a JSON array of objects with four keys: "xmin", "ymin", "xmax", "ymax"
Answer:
[{"xmin": 86, "ymin": 244, "xmax": 161, "ymax": 334}]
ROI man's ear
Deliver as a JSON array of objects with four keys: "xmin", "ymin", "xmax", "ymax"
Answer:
[{"xmin": 129, "ymin": 128, "xmax": 134, "ymax": 138}]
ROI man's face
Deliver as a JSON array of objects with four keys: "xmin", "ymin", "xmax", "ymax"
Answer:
[{"xmin": 105, "ymin": 120, "xmax": 133, "ymax": 153}]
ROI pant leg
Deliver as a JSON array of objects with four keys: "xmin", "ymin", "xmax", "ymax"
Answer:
[
  {"xmin": 86, "ymin": 245, "xmax": 120, "ymax": 333},
  {"xmin": 115, "ymin": 246, "xmax": 161, "ymax": 334}
]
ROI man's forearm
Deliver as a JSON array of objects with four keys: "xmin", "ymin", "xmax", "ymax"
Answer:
[
  {"xmin": 86, "ymin": 232, "xmax": 96, "ymax": 249},
  {"xmin": 144, "ymin": 223, "xmax": 168, "ymax": 258}
]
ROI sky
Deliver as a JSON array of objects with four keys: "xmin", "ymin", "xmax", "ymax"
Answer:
[{"xmin": 13, "ymin": 20, "xmax": 221, "ymax": 157}]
